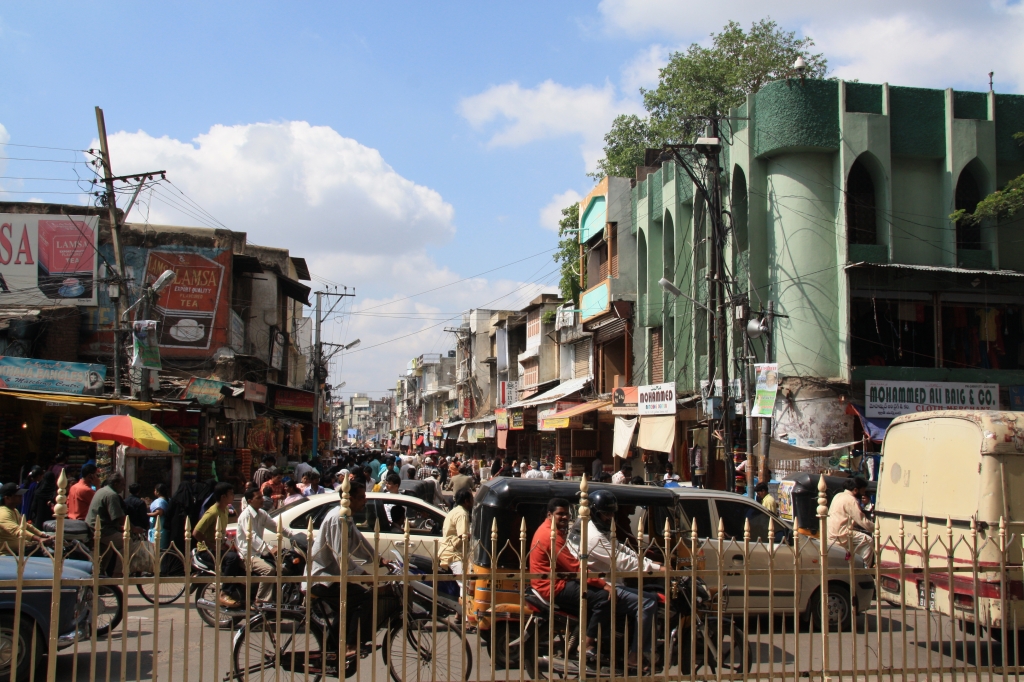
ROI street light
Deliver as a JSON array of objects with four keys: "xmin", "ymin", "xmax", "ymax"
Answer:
[
  {"xmin": 150, "ymin": 269, "xmax": 177, "ymax": 293},
  {"xmin": 344, "ymin": 339, "xmax": 361, "ymax": 350},
  {"xmin": 658, "ymin": 277, "xmax": 714, "ymax": 313}
]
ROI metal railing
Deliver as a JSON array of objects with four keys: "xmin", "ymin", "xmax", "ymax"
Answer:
[{"xmin": 2, "ymin": 472, "xmax": 1024, "ymax": 681}]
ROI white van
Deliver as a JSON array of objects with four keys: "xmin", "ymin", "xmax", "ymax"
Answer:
[{"xmin": 875, "ymin": 410, "xmax": 1024, "ymax": 633}]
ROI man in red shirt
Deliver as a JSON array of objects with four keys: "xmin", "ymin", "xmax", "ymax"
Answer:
[
  {"xmin": 529, "ymin": 497, "xmax": 611, "ymax": 658},
  {"xmin": 67, "ymin": 463, "xmax": 100, "ymax": 521}
]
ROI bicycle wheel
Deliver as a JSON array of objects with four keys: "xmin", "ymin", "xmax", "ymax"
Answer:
[
  {"xmin": 137, "ymin": 552, "xmax": 187, "ymax": 605},
  {"xmin": 195, "ymin": 583, "xmax": 237, "ymax": 629},
  {"xmin": 699, "ymin": 617, "xmax": 752, "ymax": 674},
  {"xmin": 232, "ymin": 614, "xmax": 327, "ymax": 682},
  {"xmin": 95, "ymin": 585, "xmax": 123, "ymax": 638},
  {"xmin": 387, "ymin": 617, "xmax": 471, "ymax": 682}
]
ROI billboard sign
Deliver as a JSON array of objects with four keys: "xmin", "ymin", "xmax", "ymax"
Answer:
[
  {"xmin": 145, "ymin": 250, "xmax": 225, "ymax": 350},
  {"xmin": 0, "ymin": 356, "xmax": 106, "ymax": 395},
  {"xmin": 0, "ymin": 214, "xmax": 99, "ymax": 306}
]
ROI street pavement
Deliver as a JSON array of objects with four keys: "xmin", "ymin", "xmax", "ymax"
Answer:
[{"xmin": 45, "ymin": 590, "xmax": 1020, "ymax": 681}]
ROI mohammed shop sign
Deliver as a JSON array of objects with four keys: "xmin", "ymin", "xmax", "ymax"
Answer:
[
  {"xmin": 638, "ymin": 382, "xmax": 676, "ymax": 416},
  {"xmin": 865, "ymin": 380, "xmax": 999, "ymax": 418}
]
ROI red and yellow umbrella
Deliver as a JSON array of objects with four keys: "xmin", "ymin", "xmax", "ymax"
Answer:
[{"xmin": 67, "ymin": 415, "xmax": 181, "ymax": 453}]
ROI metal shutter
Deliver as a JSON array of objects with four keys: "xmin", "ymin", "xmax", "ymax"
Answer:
[
  {"xmin": 573, "ymin": 339, "xmax": 591, "ymax": 378},
  {"xmin": 650, "ymin": 327, "xmax": 663, "ymax": 383}
]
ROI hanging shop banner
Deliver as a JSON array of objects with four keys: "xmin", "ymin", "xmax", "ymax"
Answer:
[
  {"xmin": 612, "ymin": 386, "xmax": 638, "ymax": 415},
  {"xmin": 131, "ymin": 320, "xmax": 162, "ymax": 370},
  {"xmin": 347, "ymin": 428, "xmax": 358, "ymax": 439},
  {"xmin": 499, "ymin": 380, "xmax": 519, "ymax": 406},
  {"xmin": 751, "ymin": 363, "xmax": 779, "ymax": 418},
  {"xmin": 274, "ymin": 386, "xmax": 315, "ymax": 412},
  {"xmin": 243, "ymin": 381, "xmax": 267, "ymax": 403},
  {"xmin": 182, "ymin": 377, "xmax": 229, "ymax": 406},
  {"xmin": 0, "ymin": 214, "xmax": 100, "ymax": 306},
  {"xmin": 509, "ymin": 407, "xmax": 525, "ymax": 431},
  {"xmin": 538, "ymin": 401, "xmax": 583, "ymax": 431},
  {"xmin": 229, "ymin": 309, "xmax": 245, "ymax": 352},
  {"xmin": 638, "ymin": 382, "xmax": 676, "ymax": 416},
  {"xmin": 865, "ymin": 380, "xmax": 1000, "ymax": 418},
  {"xmin": 144, "ymin": 250, "xmax": 226, "ymax": 350},
  {"xmin": 0, "ymin": 356, "xmax": 105, "ymax": 395},
  {"xmin": 495, "ymin": 408, "xmax": 508, "ymax": 430}
]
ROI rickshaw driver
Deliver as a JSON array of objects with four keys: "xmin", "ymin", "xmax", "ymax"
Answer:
[
  {"xmin": 529, "ymin": 498, "xmax": 612, "ymax": 663},
  {"xmin": 570, "ymin": 489, "xmax": 665, "ymax": 670}
]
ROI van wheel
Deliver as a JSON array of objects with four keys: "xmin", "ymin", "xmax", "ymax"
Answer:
[
  {"xmin": 810, "ymin": 583, "xmax": 852, "ymax": 632},
  {"xmin": 0, "ymin": 614, "xmax": 42, "ymax": 682}
]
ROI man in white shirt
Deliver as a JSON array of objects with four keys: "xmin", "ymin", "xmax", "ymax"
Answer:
[
  {"xmin": 293, "ymin": 457, "xmax": 317, "ymax": 484},
  {"xmin": 310, "ymin": 479, "xmax": 378, "ymax": 656},
  {"xmin": 569, "ymin": 489, "xmax": 662, "ymax": 667},
  {"xmin": 236, "ymin": 486, "xmax": 297, "ymax": 604},
  {"xmin": 523, "ymin": 461, "xmax": 543, "ymax": 479},
  {"xmin": 611, "ymin": 462, "xmax": 630, "ymax": 485},
  {"xmin": 827, "ymin": 476, "xmax": 875, "ymax": 566},
  {"xmin": 540, "ymin": 465, "xmax": 554, "ymax": 480}
]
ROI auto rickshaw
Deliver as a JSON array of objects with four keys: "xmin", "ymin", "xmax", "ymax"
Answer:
[
  {"xmin": 775, "ymin": 472, "xmax": 877, "ymax": 537},
  {"xmin": 467, "ymin": 477, "xmax": 701, "ymax": 670}
]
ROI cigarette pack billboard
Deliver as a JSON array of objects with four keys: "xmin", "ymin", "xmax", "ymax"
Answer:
[{"xmin": 0, "ymin": 214, "xmax": 99, "ymax": 305}]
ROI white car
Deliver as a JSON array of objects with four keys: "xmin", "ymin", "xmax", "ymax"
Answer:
[{"xmin": 225, "ymin": 491, "xmax": 449, "ymax": 559}]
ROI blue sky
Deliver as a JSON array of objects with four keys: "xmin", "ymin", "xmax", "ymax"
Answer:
[{"xmin": 1, "ymin": 1, "xmax": 1021, "ymax": 396}]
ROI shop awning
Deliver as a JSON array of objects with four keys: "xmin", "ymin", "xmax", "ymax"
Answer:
[
  {"xmin": 465, "ymin": 414, "xmax": 495, "ymax": 424},
  {"xmin": 547, "ymin": 399, "xmax": 610, "ymax": 419},
  {"xmin": 278, "ymin": 274, "xmax": 312, "ymax": 306},
  {"xmin": 768, "ymin": 439, "xmax": 861, "ymax": 460},
  {"xmin": 846, "ymin": 262, "xmax": 1024, "ymax": 279},
  {"xmin": 508, "ymin": 376, "xmax": 590, "ymax": 409},
  {"xmin": 0, "ymin": 388, "xmax": 161, "ymax": 410}
]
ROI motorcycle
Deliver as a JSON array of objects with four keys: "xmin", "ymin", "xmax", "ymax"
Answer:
[
  {"xmin": 229, "ymin": 550, "xmax": 471, "ymax": 682},
  {"xmin": 518, "ymin": 576, "xmax": 751, "ymax": 677},
  {"xmin": 192, "ymin": 546, "xmax": 307, "ymax": 629},
  {"xmin": 44, "ymin": 519, "xmax": 124, "ymax": 638}
]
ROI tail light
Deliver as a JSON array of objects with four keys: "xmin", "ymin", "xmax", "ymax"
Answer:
[
  {"xmin": 954, "ymin": 593, "xmax": 974, "ymax": 611},
  {"xmin": 881, "ymin": 577, "xmax": 900, "ymax": 594},
  {"xmin": 225, "ymin": 529, "xmax": 237, "ymax": 541}
]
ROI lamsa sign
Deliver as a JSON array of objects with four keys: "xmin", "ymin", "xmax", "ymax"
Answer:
[
  {"xmin": 865, "ymin": 380, "xmax": 1000, "ymax": 418},
  {"xmin": 638, "ymin": 382, "xmax": 676, "ymax": 416}
]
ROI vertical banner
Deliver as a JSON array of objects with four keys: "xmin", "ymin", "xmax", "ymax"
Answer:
[
  {"xmin": 131, "ymin": 320, "xmax": 162, "ymax": 370},
  {"xmin": 751, "ymin": 363, "xmax": 779, "ymax": 418}
]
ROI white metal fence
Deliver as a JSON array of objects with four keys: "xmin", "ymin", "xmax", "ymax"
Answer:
[{"xmin": 2, "ymin": 473, "xmax": 1024, "ymax": 681}]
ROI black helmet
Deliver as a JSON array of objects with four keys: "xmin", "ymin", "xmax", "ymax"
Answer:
[{"xmin": 588, "ymin": 489, "xmax": 618, "ymax": 516}]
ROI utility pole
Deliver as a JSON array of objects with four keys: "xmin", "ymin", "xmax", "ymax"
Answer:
[
  {"xmin": 311, "ymin": 288, "xmax": 356, "ymax": 461},
  {"xmin": 759, "ymin": 300, "xmax": 775, "ymax": 485},
  {"xmin": 95, "ymin": 107, "xmax": 126, "ymax": 398}
]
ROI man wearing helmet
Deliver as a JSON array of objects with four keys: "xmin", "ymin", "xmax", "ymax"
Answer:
[{"xmin": 569, "ymin": 488, "xmax": 663, "ymax": 669}]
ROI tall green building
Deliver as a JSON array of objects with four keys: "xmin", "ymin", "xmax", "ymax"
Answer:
[{"xmin": 631, "ymin": 78, "xmax": 1024, "ymax": 449}]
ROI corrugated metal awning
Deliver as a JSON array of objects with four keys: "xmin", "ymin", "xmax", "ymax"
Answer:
[
  {"xmin": 846, "ymin": 262, "xmax": 1024, "ymax": 278},
  {"xmin": 507, "ymin": 376, "xmax": 591, "ymax": 408}
]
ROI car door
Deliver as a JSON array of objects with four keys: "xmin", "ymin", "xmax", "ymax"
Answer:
[
  {"xmin": 378, "ymin": 499, "xmax": 445, "ymax": 557},
  {"xmin": 711, "ymin": 498, "xmax": 796, "ymax": 613}
]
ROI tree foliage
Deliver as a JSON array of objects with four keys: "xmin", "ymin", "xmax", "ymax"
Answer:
[
  {"xmin": 951, "ymin": 132, "xmax": 1024, "ymax": 225},
  {"xmin": 553, "ymin": 202, "xmax": 581, "ymax": 305},
  {"xmin": 644, "ymin": 19, "xmax": 828, "ymax": 142},
  {"xmin": 591, "ymin": 18, "xmax": 828, "ymax": 177}
]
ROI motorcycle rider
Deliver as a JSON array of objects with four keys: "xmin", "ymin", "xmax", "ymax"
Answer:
[
  {"xmin": 569, "ymin": 488, "xmax": 663, "ymax": 670},
  {"xmin": 529, "ymin": 497, "xmax": 611, "ymax": 662},
  {"xmin": 236, "ymin": 485, "xmax": 298, "ymax": 606},
  {"xmin": 309, "ymin": 477, "xmax": 379, "ymax": 660}
]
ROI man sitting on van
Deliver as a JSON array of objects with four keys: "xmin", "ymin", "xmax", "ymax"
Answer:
[{"xmin": 827, "ymin": 476, "xmax": 875, "ymax": 566}]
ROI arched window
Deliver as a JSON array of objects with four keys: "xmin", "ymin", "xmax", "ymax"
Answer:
[
  {"xmin": 846, "ymin": 159, "xmax": 877, "ymax": 245},
  {"xmin": 955, "ymin": 168, "xmax": 981, "ymax": 251}
]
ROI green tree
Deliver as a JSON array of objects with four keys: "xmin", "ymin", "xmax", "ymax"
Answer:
[
  {"xmin": 553, "ymin": 202, "xmax": 581, "ymax": 305},
  {"xmin": 951, "ymin": 132, "xmax": 1024, "ymax": 225},
  {"xmin": 590, "ymin": 18, "xmax": 828, "ymax": 176},
  {"xmin": 644, "ymin": 19, "xmax": 828, "ymax": 142},
  {"xmin": 591, "ymin": 114, "xmax": 662, "ymax": 180}
]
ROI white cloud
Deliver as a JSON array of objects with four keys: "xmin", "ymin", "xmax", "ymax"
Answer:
[
  {"xmin": 598, "ymin": 0, "xmax": 1024, "ymax": 93},
  {"xmin": 105, "ymin": 121, "xmax": 455, "ymax": 256},
  {"xmin": 96, "ymin": 120, "xmax": 561, "ymax": 396},
  {"xmin": 539, "ymin": 189, "xmax": 583, "ymax": 232},
  {"xmin": 459, "ymin": 80, "xmax": 643, "ymax": 171},
  {"xmin": 620, "ymin": 44, "xmax": 673, "ymax": 94}
]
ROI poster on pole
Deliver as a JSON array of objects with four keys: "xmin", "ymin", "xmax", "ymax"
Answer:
[
  {"xmin": 751, "ymin": 363, "xmax": 779, "ymax": 418},
  {"xmin": 131, "ymin": 320, "xmax": 162, "ymax": 370}
]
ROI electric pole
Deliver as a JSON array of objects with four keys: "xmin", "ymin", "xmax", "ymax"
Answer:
[
  {"xmin": 759, "ymin": 300, "xmax": 775, "ymax": 484},
  {"xmin": 311, "ymin": 288, "xmax": 356, "ymax": 461},
  {"xmin": 95, "ymin": 107, "xmax": 126, "ymax": 398},
  {"xmin": 711, "ymin": 118, "xmax": 733, "ymax": 489}
]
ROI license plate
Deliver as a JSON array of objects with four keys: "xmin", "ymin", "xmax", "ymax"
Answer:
[{"xmin": 918, "ymin": 582, "xmax": 935, "ymax": 610}]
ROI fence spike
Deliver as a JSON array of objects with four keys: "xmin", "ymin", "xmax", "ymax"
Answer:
[
  {"xmin": 54, "ymin": 469, "xmax": 68, "ymax": 517},
  {"xmin": 340, "ymin": 471, "xmax": 351, "ymax": 519},
  {"xmin": 744, "ymin": 516, "xmax": 751, "ymax": 542},
  {"xmin": 717, "ymin": 516, "xmax": 725, "ymax": 541}
]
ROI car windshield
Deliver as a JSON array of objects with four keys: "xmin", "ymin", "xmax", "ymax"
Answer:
[{"xmin": 270, "ymin": 497, "xmax": 310, "ymax": 518}]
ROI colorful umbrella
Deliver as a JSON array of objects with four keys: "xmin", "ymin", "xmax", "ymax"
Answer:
[{"xmin": 67, "ymin": 415, "xmax": 181, "ymax": 453}]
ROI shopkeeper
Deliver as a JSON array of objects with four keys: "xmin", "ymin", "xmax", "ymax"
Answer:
[{"xmin": 0, "ymin": 483, "xmax": 53, "ymax": 553}]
